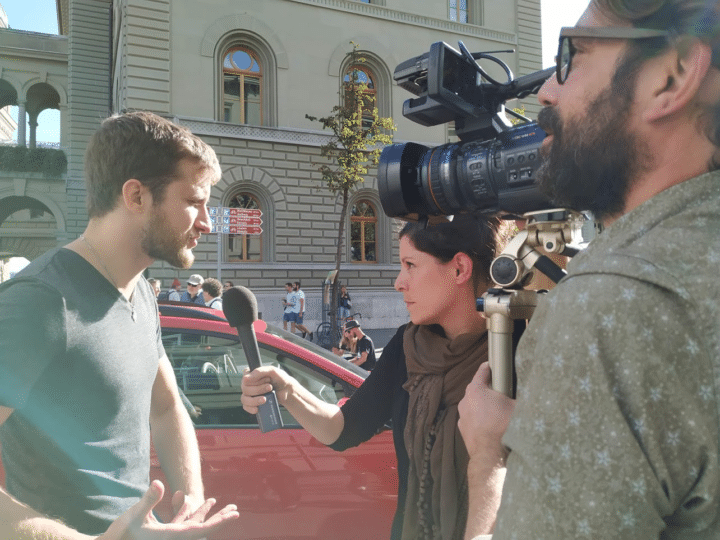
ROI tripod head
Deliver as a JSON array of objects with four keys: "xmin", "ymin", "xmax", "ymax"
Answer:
[
  {"xmin": 479, "ymin": 209, "xmax": 586, "ymax": 397},
  {"xmin": 489, "ymin": 209, "xmax": 585, "ymax": 288}
]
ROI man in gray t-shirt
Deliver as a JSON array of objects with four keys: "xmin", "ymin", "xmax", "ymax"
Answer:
[{"xmin": 0, "ymin": 112, "xmax": 238, "ymax": 539}]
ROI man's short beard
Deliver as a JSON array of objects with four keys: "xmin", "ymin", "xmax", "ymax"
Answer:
[
  {"xmin": 141, "ymin": 207, "xmax": 195, "ymax": 269},
  {"xmin": 536, "ymin": 83, "xmax": 650, "ymax": 222}
]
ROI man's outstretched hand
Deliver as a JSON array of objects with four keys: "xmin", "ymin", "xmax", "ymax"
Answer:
[{"xmin": 101, "ymin": 480, "xmax": 239, "ymax": 540}]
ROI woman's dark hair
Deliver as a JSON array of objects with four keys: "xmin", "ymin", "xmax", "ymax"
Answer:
[
  {"xmin": 594, "ymin": 0, "xmax": 720, "ymax": 163},
  {"xmin": 399, "ymin": 214, "xmax": 507, "ymax": 293}
]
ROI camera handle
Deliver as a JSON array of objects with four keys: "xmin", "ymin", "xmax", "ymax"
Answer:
[
  {"xmin": 480, "ymin": 289, "xmax": 539, "ymax": 397},
  {"xmin": 479, "ymin": 209, "xmax": 584, "ymax": 397}
]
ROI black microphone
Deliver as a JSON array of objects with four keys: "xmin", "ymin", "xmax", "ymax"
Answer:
[{"xmin": 223, "ymin": 286, "xmax": 283, "ymax": 432}]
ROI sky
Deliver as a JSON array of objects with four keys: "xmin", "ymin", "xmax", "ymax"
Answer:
[{"xmin": 1, "ymin": 0, "xmax": 589, "ymax": 144}]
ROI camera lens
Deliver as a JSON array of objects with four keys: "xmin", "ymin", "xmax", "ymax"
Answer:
[{"xmin": 378, "ymin": 123, "xmax": 550, "ymax": 218}]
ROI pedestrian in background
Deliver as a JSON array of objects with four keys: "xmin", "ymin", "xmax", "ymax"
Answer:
[
  {"xmin": 294, "ymin": 281, "xmax": 313, "ymax": 341},
  {"xmin": 202, "ymin": 278, "xmax": 223, "ymax": 310},
  {"xmin": 167, "ymin": 277, "xmax": 182, "ymax": 301},
  {"xmin": 342, "ymin": 320, "xmax": 375, "ymax": 371},
  {"xmin": 282, "ymin": 282, "xmax": 297, "ymax": 333},
  {"xmin": 147, "ymin": 278, "xmax": 161, "ymax": 297},
  {"xmin": 338, "ymin": 283, "xmax": 352, "ymax": 322},
  {"xmin": 332, "ymin": 326, "xmax": 358, "ymax": 358},
  {"xmin": 181, "ymin": 274, "xmax": 205, "ymax": 304}
]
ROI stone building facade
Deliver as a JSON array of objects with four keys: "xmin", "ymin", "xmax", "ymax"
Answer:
[{"xmin": 0, "ymin": 0, "xmax": 543, "ymax": 330}]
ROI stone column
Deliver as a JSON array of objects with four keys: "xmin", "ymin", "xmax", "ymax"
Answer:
[
  {"xmin": 16, "ymin": 101, "xmax": 26, "ymax": 147},
  {"xmin": 59, "ymin": 104, "xmax": 68, "ymax": 151},
  {"xmin": 28, "ymin": 112, "xmax": 38, "ymax": 149}
]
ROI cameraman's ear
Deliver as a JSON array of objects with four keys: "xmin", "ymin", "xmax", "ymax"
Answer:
[{"xmin": 642, "ymin": 38, "xmax": 712, "ymax": 123}]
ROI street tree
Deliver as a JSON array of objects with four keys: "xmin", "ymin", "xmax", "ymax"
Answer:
[{"xmin": 306, "ymin": 42, "xmax": 396, "ymax": 345}]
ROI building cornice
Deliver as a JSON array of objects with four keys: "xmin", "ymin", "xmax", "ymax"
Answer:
[
  {"xmin": 0, "ymin": 47, "xmax": 67, "ymax": 63},
  {"xmin": 172, "ymin": 115, "xmax": 440, "ymax": 149},
  {"xmin": 172, "ymin": 116, "xmax": 336, "ymax": 147},
  {"xmin": 0, "ymin": 29, "xmax": 68, "ymax": 61},
  {"xmin": 283, "ymin": 0, "xmax": 516, "ymax": 44}
]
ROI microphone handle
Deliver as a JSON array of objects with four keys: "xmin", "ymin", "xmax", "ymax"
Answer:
[
  {"xmin": 236, "ymin": 325, "xmax": 263, "ymax": 370},
  {"xmin": 235, "ymin": 324, "xmax": 283, "ymax": 432}
]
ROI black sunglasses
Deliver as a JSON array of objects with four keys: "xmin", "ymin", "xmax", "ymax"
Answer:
[{"xmin": 556, "ymin": 26, "xmax": 669, "ymax": 85}]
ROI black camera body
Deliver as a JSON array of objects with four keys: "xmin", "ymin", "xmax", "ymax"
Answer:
[{"xmin": 378, "ymin": 41, "xmax": 555, "ymax": 219}]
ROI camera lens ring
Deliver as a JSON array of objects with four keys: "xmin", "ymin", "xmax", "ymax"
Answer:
[{"xmin": 427, "ymin": 144, "xmax": 462, "ymax": 215}]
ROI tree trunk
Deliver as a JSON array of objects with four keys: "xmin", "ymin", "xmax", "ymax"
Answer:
[{"xmin": 330, "ymin": 188, "xmax": 350, "ymax": 337}]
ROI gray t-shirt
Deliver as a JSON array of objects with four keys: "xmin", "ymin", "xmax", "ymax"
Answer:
[
  {"xmin": 0, "ymin": 248, "xmax": 164, "ymax": 534},
  {"xmin": 494, "ymin": 172, "xmax": 720, "ymax": 539}
]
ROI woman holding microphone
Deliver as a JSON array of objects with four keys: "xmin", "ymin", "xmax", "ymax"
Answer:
[{"xmin": 241, "ymin": 213, "xmax": 508, "ymax": 539}]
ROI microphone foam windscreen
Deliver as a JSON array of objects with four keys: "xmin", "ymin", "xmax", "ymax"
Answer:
[{"xmin": 222, "ymin": 286, "xmax": 258, "ymax": 327}]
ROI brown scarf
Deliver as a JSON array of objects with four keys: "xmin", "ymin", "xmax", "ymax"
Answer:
[{"xmin": 401, "ymin": 323, "xmax": 488, "ymax": 540}]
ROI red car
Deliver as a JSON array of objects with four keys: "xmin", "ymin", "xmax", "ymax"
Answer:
[
  {"xmin": 155, "ymin": 302, "xmax": 397, "ymax": 539},
  {"xmin": 0, "ymin": 303, "xmax": 398, "ymax": 540}
]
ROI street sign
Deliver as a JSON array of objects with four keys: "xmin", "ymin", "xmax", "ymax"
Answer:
[
  {"xmin": 226, "ymin": 208, "xmax": 261, "ymax": 217},
  {"xmin": 227, "ymin": 216, "xmax": 261, "ymax": 226},
  {"xmin": 208, "ymin": 207, "xmax": 263, "ymax": 235},
  {"xmin": 210, "ymin": 224, "xmax": 263, "ymax": 235},
  {"xmin": 209, "ymin": 207, "xmax": 262, "ymax": 218},
  {"xmin": 209, "ymin": 216, "xmax": 263, "ymax": 226},
  {"xmin": 207, "ymin": 207, "xmax": 264, "ymax": 283}
]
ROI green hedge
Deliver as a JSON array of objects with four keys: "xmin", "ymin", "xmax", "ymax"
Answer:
[{"xmin": 0, "ymin": 146, "xmax": 67, "ymax": 177}]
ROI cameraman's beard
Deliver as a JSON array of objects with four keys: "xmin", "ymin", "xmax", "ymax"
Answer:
[{"xmin": 536, "ymin": 87, "xmax": 649, "ymax": 222}]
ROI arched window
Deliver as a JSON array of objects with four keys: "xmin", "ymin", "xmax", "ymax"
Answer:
[
  {"xmin": 227, "ymin": 193, "xmax": 262, "ymax": 262},
  {"xmin": 343, "ymin": 66, "xmax": 376, "ymax": 130},
  {"xmin": 350, "ymin": 200, "xmax": 377, "ymax": 263},
  {"xmin": 223, "ymin": 46, "xmax": 262, "ymax": 125}
]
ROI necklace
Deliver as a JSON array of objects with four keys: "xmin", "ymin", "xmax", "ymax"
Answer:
[{"xmin": 79, "ymin": 235, "xmax": 137, "ymax": 321}]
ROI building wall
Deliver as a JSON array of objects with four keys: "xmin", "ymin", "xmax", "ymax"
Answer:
[
  {"xmin": 115, "ymin": 0, "xmax": 534, "ymax": 141},
  {"xmin": 0, "ymin": 0, "xmax": 543, "ymax": 329},
  {"xmin": 517, "ymin": 0, "xmax": 543, "ymax": 118},
  {"xmin": 145, "ymin": 120, "xmax": 407, "ymax": 329},
  {"xmin": 112, "ymin": 0, "xmax": 171, "ymax": 114},
  {"xmin": 65, "ymin": 0, "xmax": 111, "ymax": 238},
  {"xmin": 109, "ymin": 0, "xmax": 543, "ymax": 329}
]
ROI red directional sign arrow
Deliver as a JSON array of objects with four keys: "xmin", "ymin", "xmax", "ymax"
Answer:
[
  {"xmin": 228, "ymin": 216, "xmax": 262, "ymax": 226},
  {"xmin": 226, "ymin": 208, "xmax": 262, "ymax": 217},
  {"xmin": 228, "ymin": 225, "xmax": 263, "ymax": 235}
]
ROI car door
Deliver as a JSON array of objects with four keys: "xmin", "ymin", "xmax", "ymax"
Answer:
[{"xmin": 156, "ymin": 325, "xmax": 396, "ymax": 540}]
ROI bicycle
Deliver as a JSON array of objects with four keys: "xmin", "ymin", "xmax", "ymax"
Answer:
[{"xmin": 315, "ymin": 311, "xmax": 362, "ymax": 350}]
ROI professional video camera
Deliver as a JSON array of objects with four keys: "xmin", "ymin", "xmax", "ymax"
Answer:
[
  {"xmin": 377, "ymin": 41, "xmax": 557, "ymax": 219},
  {"xmin": 378, "ymin": 42, "xmax": 589, "ymax": 397}
]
